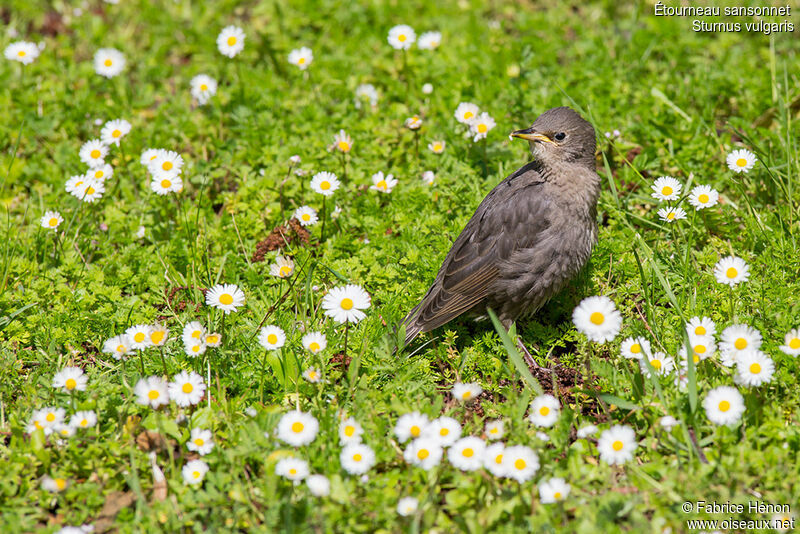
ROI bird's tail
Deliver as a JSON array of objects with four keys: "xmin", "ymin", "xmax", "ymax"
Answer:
[{"xmin": 398, "ymin": 303, "xmax": 425, "ymax": 349}]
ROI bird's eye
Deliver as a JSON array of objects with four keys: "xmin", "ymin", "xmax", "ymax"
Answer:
[{"xmin": 554, "ymin": 132, "xmax": 566, "ymax": 141}]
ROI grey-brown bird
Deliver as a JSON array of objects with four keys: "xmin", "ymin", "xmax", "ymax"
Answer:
[{"xmin": 401, "ymin": 106, "xmax": 600, "ymax": 367}]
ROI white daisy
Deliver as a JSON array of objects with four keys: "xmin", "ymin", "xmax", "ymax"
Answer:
[
  {"xmin": 190, "ymin": 74, "xmax": 217, "ymax": 105},
  {"xmin": 502, "ymin": 445, "xmax": 539, "ymax": 482},
  {"xmin": 370, "ymin": 171, "xmax": 397, "ymax": 193},
  {"xmin": 148, "ymin": 324, "xmax": 169, "ymax": 346},
  {"xmin": 87, "ymin": 163, "xmax": 113, "ymax": 182},
  {"xmin": 275, "ymin": 457, "xmax": 309, "ymax": 482},
  {"xmin": 204, "ymin": 331, "xmax": 222, "ymax": 347},
  {"xmin": 52, "ymin": 367, "xmax": 87, "ymax": 393},
  {"xmin": 719, "ymin": 324, "xmax": 762, "ymax": 363},
  {"xmin": 182, "ymin": 459, "xmax": 209, "ymax": 486},
  {"xmin": 269, "ymin": 255, "xmax": 294, "ymax": 278},
  {"xmin": 484, "ymin": 420, "xmax": 504, "ymax": 440},
  {"xmin": 276, "ymin": 410, "xmax": 319, "ymax": 447},
  {"xmin": 293, "ymin": 205, "xmax": 319, "ymax": 226},
  {"xmin": 528, "ymin": 394, "xmax": 560, "ymax": 428},
  {"xmin": 28, "ymin": 407, "xmax": 65, "ymax": 435},
  {"xmin": 301, "ymin": 331, "xmax": 327, "ymax": 354},
  {"xmin": 302, "ymin": 367, "xmax": 322, "ymax": 383},
  {"xmin": 93, "ymin": 48, "xmax": 125, "ymax": 78},
  {"xmin": 69, "ymin": 410, "xmax": 97, "ymax": 430},
  {"xmin": 686, "ymin": 316, "xmax": 716, "ymax": 338},
  {"xmin": 452, "ymin": 382, "xmax": 482, "ymax": 402},
  {"xmin": 134, "ymin": 376, "xmax": 169, "ymax": 409},
  {"xmin": 4, "ymin": 41, "xmax": 39, "ymax": 64},
  {"xmin": 103, "ymin": 334, "xmax": 133, "ymax": 360},
  {"xmin": 288, "ymin": 47, "xmax": 313, "ymax": 70},
  {"xmin": 333, "ymin": 130, "xmax": 352, "ymax": 153},
  {"xmin": 779, "ymin": 328, "xmax": 800, "ymax": 356},
  {"xmin": 187, "ymin": 428, "xmax": 214, "ymax": 456},
  {"xmin": 354, "ymin": 84, "xmax": 379, "ymax": 109},
  {"xmin": 150, "ymin": 176, "xmax": 182, "ymax": 195},
  {"xmin": 470, "ymin": 112, "xmax": 495, "ymax": 142},
  {"xmin": 258, "ymin": 325, "xmax": 286, "ymax": 350},
  {"xmin": 340, "ymin": 443, "xmax": 375, "ymax": 475},
  {"xmin": 394, "ymin": 412, "xmax": 429, "ymax": 442},
  {"xmin": 79, "ymin": 139, "xmax": 108, "ymax": 168},
  {"xmin": 73, "ymin": 179, "xmax": 105, "ymax": 203},
  {"xmin": 41, "ymin": 476, "xmax": 69, "ymax": 493},
  {"xmin": 403, "ymin": 437, "xmax": 443, "ymax": 470},
  {"xmin": 703, "ymin": 386, "xmax": 745, "ymax": 425},
  {"xmin": 620, "ymin": 336, "xmax": 650, "ymax": 359},
  {"xmin": 310, "ymin": 171, "xmax": 340, "ymax": 196},
  {"xmin": 168, "ymin": 371, "xmax": 206, "ymax": 407},
  {"xmin": 454, "ymin": 102, "xmax": 480, "ymax": 124},
  {"xmin": 417, "ymin": 31, "xmax": 441, "ymax": 50},
  {"xmin": 726, "ymin": 149, "xmax": 756, "ymax": 173},
  {"xmin": 659, "ymin": 415, "xmax": 680, "ymax": 431},
  {"xmin": 397, "ymin": 496, "xmax": 418, "ymax": 516},
  {"xmin": 125, "ymin": 324, "xmax": 152, "ymax": 350},
  {"xmin": 713, "ymin": 256, "xmax": 750, "ymax": 286},
  {"xmin": 322, "ymin": 285, "xmax": 371, "ymax": 324},
  {"xmin": 148, "ymin": 150, "xmax": 184, "ymax": 180},
  {"xmin": 140, "ymin": 148, "xmax": 160, "ymax": 166},
  {"xmin": 428, "ymin": 140, "xmax": 445, "ymax": 154},
  {"xmin": 100, "ymin": 119, "xmax": 131, "ymax": 146},
  {"xmin": 40, "ymin": 210, "xmax": 63, "ymax": 231},
  {"xmin": 205, "ymin": 283, "xmax": 245, "ymax": 314},
  {"xmin": 687, "ymin": 185, "xmax": 719, "ymax": 210},
  {"xmin": 597, "ymin": 424, "xmax": 638, "ymax": 465},
  {"xmin": 640, "ymin": 351, "xmax": 675, "ymax": 377},
  {"xmin": 447, "ymin": 436, "xmax": 486, "ymax": 471},
  {"xmin": 483, "ymin": 442, "xmax": 507, "ymax": 477},
  {"xmin": 387, "ymin": 24, "xmax": 416, "ymax": 50},
  {"xmin": 735, "ymin": 350, "xmax": 774, "ymax": 387},
  {"xmin": 217, "ymin": 25, "xmax": 245, "ymax": 58},
  {"xmin": 422, "ymin": 82, "xmax": 433, "ymax": 94},
  {"xmin": 65, "ymin": 175, "xmax": 87, "ymax": 195},
  {"xmin": 306, "ymin": 474, "xmax": 330, "ymax": 497},
  {"xmin": 404, "ymin": 116, "xmax": 423, "ymax": 130},
  {"xmin": 539, "ymin": 477, "xmax": 570, "ymax": 504},
  {"xmin": 338, "ymin": 417, "xmax": 364, "ymax": 445},
  {"xmin": 572, "ymin": 295, "xmax": 622, "ymax": 343},
  {"xmin": 421, "ymin": 170, "xmax": 435, "ymax": 185},
  {"xmin": 576, "ymin": 424, "xmax": 598, "ymax": 438},
  {"xmin": 657, "ymin": 206, "xmax": 687, "ymax": 223},
  {"xmin": 183, "ymin": 321, "xmax": 206, "ymax": 343},
  {"xmin": 650, "ymin": 176, "xmax": 681, "ymax": 201},
  {"xmin": 679, "ymin": 335, "xmax": 716, "ymax": 366},
  {"xmin": 421, "ymin": 416, "xmax": 461, "ymax": 446}
]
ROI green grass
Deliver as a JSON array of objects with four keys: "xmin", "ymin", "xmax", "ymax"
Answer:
[{"xmin": 1, "ymin": 1, "xmax": 799, "ymax": 532}]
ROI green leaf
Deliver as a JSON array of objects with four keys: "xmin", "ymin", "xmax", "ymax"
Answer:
[{"xmin": 487, "ymin": 307, "xmax": 542, "ymax": 395}]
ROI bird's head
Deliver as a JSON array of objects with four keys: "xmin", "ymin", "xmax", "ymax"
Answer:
[{"xmin": 510, "ymin": 107, "xmax": 596, "ymax": 168}]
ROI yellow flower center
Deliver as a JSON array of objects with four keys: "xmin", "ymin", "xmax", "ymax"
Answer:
[
  {"xmin": 267, "ymin": 333, "xmax": 278, "ymax": 344},
  {"xmin": 192, "ymin": 345, "xmax": 201, "ymax": 353},
  {"xmin": 116, "ymin": 344, "xmax": 125, "ymax": 353},
  {"xmin": 693, "ymin": 355, "xmax": 700, "ymax": 363},
  {"xmin": 65, "ymin": 378, "xmax": 77, "ymax": 390},
  {"xmin": 200, "ymin": 84, "xmax": 208, "ymax": 91},
  {"xmin": 103, "ymin": 59, "xmax": 112, "ymax": 67},
  {"xmin": 219, "ymin": 293, "xmax": 234, "ymax": 305},
  {"xmin": 589, "ymin": 312, "xmax": 604, "ymax": 325},
  {"xmin": 539, "ymin": 406, "xmax": 550, "ymax": 416},
  {"xmin": 514, "ymin": 459, "xmax": 526, "ymax": 470},
  {"xmin": 736, "ymin": 158, "xmax": 747, "ymax": 167},
  {"xmin": 207, "ymin": 335, "xmax": 219, "ymax": 344},
  {"xmin": 695, "ymin": 326, "xmax": 706, "ymax": 335},
  {"xmin": 464, "ymin": 111, "xmax": 474, "ymax": 120},
  {"xmin": 308, "ymin": 371, "xmax": 317, "ymax": 380},
  {"xmin": 651, "ymin": 359, "xmax": 662, "ymax": 370},
  {"xmin": 631, "ymin": 343, "xmax": 641, "ymax": 354},
  {"xmin": 398, "ymin": 34, "xmax": 406, "ymax": 42},
  {"xmin": 377, "ymin": 180, "xmax": 388, "ymax": 190},
  {"xmin": 289, "ymin": 468, "xmax": 297, "ymax": 475},
  {"xmin": 439, "ymin": 428, "xmax": 449, "ymax": 436},
  {"xmin": 192, "ymin": 330, "xmax": 202, "ymax": 338},
  {"xmin": 162, "ymin": 161, "xmax": 173, "ymax": 171},
  {"xmin": 49, "ymin": 218, "xmax": 58, "ymax": 227},
  {"xmin": 790, "ymin": 338, "xmax": 800, "ymax": 349},
  {"xmin": 90, "ymin": 149, "xmax": 101, "ymax": 159},
  {"xmin": 749, "ymin": 363, "xmax": 761, "ymax": 375},
  {"xmin": 148, "ymin": 390, "xmax": 160, "ymax": 400},
  {"xmin": 192, "ymin": 470, "xmax": 201, "ymax": 479},
  {"xmin": 734, "ymin": 338, "xmax": 747, "ymax": 350},
  {"xmin": 309, "ymin": 342, "xmax": 320, "ymax": 352},
  {"xmin": 112, "ymin": 129, "xmax": 121, "ymax": 138},
  {"xmin": 612, "ymin": 440, "xmax": 623, "ymax": 451},
  {"xmin": 494, "ymin": 454, "xmax": 503, "ymax": 464},
  {"xmin": 489, "ymin": 427, "xmax": 498, "ymax": 434},
  {"xmin": 477, "ymin": 123, "xmax": 488, "ymax": 133},
  {"xmin": 461, "ymin": 391, "xmax": 471, "ymax": 399},
  {"xmin": 291, "ymin": 422, "xmax": 304, "ymax": 433},
  {"xmin": 462, "ymin": 448, "xmax": 474, "ymax": 458},
  {"xmin": 554, "ymin": 492, "xmax": 562, "ymax": 499},
  {"xmin": 302, "ymin": 213, "xmax": 311, "ymax": 221},
  {"xmin": 85, "ymin": 186, "xmax": 95, "ymax": 195},
  {"xmin": 337, "ymin": 141, "xmax": 350, "ymax": 152},
  {"xmin": 134, "ymin": 332, "xmax": 145, "ymax": 343},
  {"xmin": 726, "ymin": 267, "xmax": 738, "ymax": 279},
  {"xmin": 698, "ymin": 194, "xmax": 709, "ymax": 203},
  {"xmin": 340, "ymin": 298, "xmax": 354, "ymax": 310},
  {"xmin": 417, "ymin": 449, "xmax": 429, "ymax": 460},
  {"xmin": 667, "ymin": 212, "xmax": 675, "ymax": 220},
  {"xmin": 434, "ymin": 143, "xmax": 442, "ymax": 151},
  {"xmin": 227, "ymin": 36, "xmax": 237, "ymax": 46},
  {"xmin": 161, "ymin": 179, "xmax": 171, "ymax": 189},
  {"xmin": 151, "ymin": 330, "xmax": 165, "ymax": 344},
  {"xmin": 34, "ymin": 421, "xmax": 43, "ymax": 430},
  {"xmin": 194, "ymin": 438, "xmax": 204, "ymax": 446},
  {"xmin": 695, "ymin": 345, "xmax": 706, "ymax": 354},
  {"xmin": 46, "ymin": 413, "xmax": 55, "ymax": 422},
  {"xmin": 182, "ymin": 383, "xmax": 194, "ymax": 393},
  {"xmin": 410, "ymin": 425, "xmax": 420, "ymax": 437},
  {"xmin": 18, "ymin": 50, "xmax": 26, "ymax": 57},
  {"xmin": 353, "ymin": 453, "xmax": 362, "ymax": 462},
  {"xmin": 279, "ymin": 265, "xmax": 291, "ymax": 277},
  {"xmin": 320, "ymin": 180, "xmax": 330, "ymax": 190},
  {"xmin": 344, "ymin": 425, "xmax": 355, "ymax": 437},
  {"xmin": 55, "ymin": 478, "xmax": 66, "ymax": 490},
  {"xmin": 75, "ymin": 181, "xmax": 84, "ymax": 188},
  {"xmin": 298, "ymin": 57, "xmax": 305, "ymax": 65},
  {"xmin": 80, "ymin": 419, "xmax": 88, "ymax": 427},
  {"xmin": 719, "ymin": 400, "xmax": 730, "ymax": 412},
  {"xmin": 95, "ymin": 170, "xmax": 104, "ymax": 178},
  {"xmin": 662, "ymin": 186, "xmax": 673, "ymax": 196}
]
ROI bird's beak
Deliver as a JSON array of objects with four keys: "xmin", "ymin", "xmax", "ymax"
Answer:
[{"xmin": 509, "ymin": 127, "xmax": 555, "ymax": 144}]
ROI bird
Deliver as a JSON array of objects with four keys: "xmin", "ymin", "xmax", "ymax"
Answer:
[{"xmin": 401, "ymin": 106, "xmax": 601, "ymax": 368}]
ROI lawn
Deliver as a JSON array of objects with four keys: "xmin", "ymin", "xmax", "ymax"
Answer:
[{"xmin": 1, "ymin": 0, "xmax": 799, "ymax": 532}]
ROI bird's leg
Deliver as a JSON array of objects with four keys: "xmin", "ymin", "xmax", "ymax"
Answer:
[{"xmin": 503, "ymin": 319, "xmax": 550, "ymax": 372}]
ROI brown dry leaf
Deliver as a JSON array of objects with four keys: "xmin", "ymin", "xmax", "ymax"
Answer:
[
  {"xmin": 150, "ymin": 452, "xmax": 168, "ymax": 503},
  {"xmin": 136, "ymin": 430, "xmax": 172, "ymax": 453},
  {"xmin": 95, "ymin": 491, "xmax": 136, "ymax": 532}
]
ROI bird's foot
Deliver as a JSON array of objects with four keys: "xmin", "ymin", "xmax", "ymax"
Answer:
[{"xmin": 515, "ymin": 337, "xmax": 552, "ymax": 373}]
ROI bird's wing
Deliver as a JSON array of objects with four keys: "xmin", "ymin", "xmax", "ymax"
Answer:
[{"xmin": 404, "ymin": 163, "xmax": 552, "ymax": 341}]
